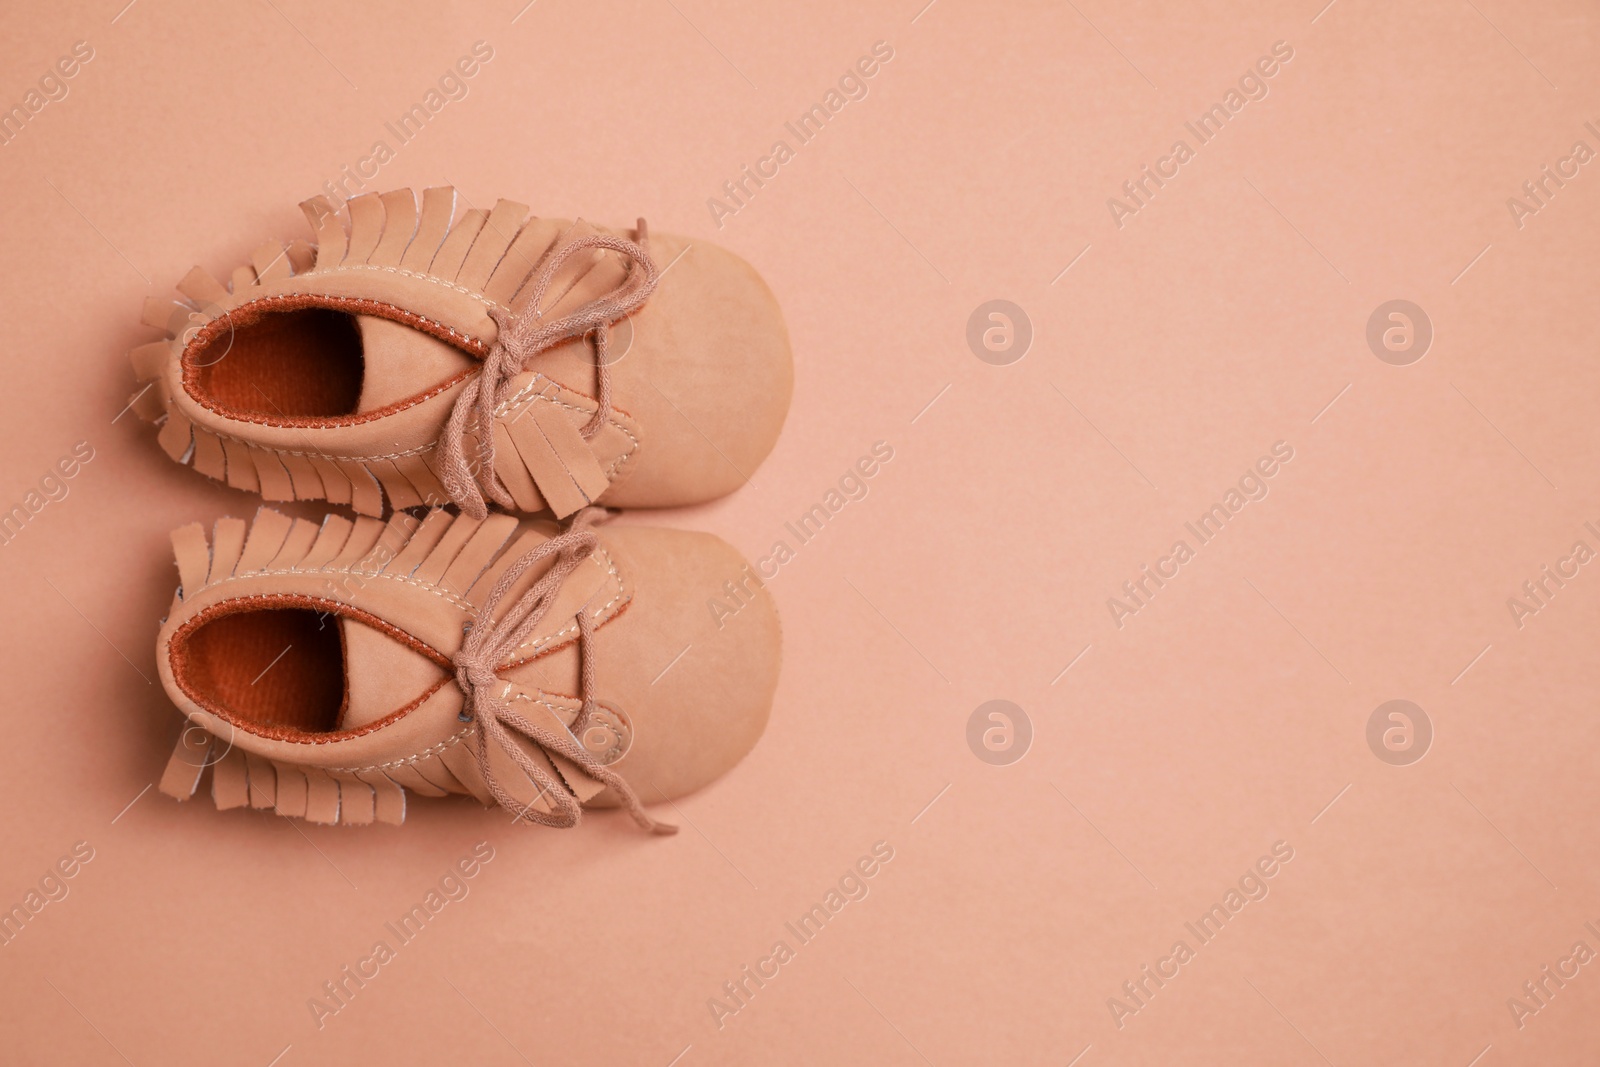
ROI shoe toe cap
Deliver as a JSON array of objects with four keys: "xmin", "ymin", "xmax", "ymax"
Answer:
[
  {"xmin": 589, "ymin": 524, "xmax": 781, "ymax": 803},
  {"xmin": 609, "ymin": 235, "xmax": 793, "ymax": 506}
]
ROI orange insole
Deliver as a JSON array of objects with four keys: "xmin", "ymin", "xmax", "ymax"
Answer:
[
  {"xmin": 190, "ymin": 308, "xmax": 365, "ymax": 418},
  {"xmin": 178, "ymin": 608, "xmax": 346, "ymax": 733}
]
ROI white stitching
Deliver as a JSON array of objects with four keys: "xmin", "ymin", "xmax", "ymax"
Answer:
[
  {"xmin": 179, "ymin": 543, "xmax": 628, "ymax": 768},
  {"xmin": 201, "ymin": 565, "xmax": 471, "ymax": 611},
  {"xmin": 174, "ymin": 289, "xmax": 639, "ymax": 477},
  {"xmin": 503, "ymin": 386, "xmax": 640, "ymax": 479},
  {"xmin": 517, "ymin": 547, "xmax": 628, "ymax": 657},
  {"xmin": 508, "ymin": 691, "xmax": 580, "ymax": 712},
  {"xmin": 326, "ymin": 264, "xmax": 511, "ymax": 312},
  {"xmin": 203, "ymin": 433, "xmax": 440, "ymax": 462},
  {"xmin": 196, "ymin": 544, "xmax": 627, "ymax": 631},
  {"xmin": 494, "ymin": 376, "xmax": 542, "ymax": 416},
  {"xmin": 197, "ymin": 292, "xmax": 487, "ymax": 352},
  {"xmin": 327, "ymin": 724, "xmax": 476, "ymax": 773},
  {"xmin": 193, "ymin": 381, "xmax": 636, "ymax": 475}
]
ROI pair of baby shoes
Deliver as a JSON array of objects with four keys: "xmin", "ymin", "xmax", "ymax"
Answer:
[{"xmin": 131, "ymin": 187, "xmax": 791, "ymax": 833}]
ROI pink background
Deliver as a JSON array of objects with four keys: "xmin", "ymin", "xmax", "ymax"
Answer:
[{"xmin": 2, "ymin": 0, "xmax": 1599, "ymax": 1063}]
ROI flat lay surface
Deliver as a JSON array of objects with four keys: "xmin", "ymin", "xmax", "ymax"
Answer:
[{"xmin": 2, "ymin": 1, "xmax": 1598, "ymax": 1063}]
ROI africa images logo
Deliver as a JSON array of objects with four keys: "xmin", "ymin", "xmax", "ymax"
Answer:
[
  {"xmin": 1105, "ymin": 41, "xmax": 1295, "ymax": 228},
  {"xmin": 705, "ymin": 41, "xmax": 896, "ymax": 228}
]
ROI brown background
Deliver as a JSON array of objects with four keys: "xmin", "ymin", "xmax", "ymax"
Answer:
[{"xmin": 2, "ymin": 0, "xmax": 1599, "ymax": 1063}]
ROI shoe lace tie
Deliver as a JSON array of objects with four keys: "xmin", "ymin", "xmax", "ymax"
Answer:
[
  {"xmin": 451, "ymin": 506, "xmax": 674, "ymax": 834},
  {"xmin": 436, "ymin": 223, "xmax": 659, "ymax": 521}
]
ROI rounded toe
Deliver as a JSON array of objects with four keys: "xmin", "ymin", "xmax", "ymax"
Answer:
[
  {"xmin": 589, "ymin": 524, "xmax": 780, "ymax": 803},
  {"xmin": 608, "ymin": 234, "xmax": 793, "ymax": 507}
]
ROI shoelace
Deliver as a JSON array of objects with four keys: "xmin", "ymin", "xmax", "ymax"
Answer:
[
  {"xmin": 437, "ymin": 223, "xmax": 660, "ymax": 521},
  {"xmin": 452, "ymin": 507, "xmax": 675, "ymax": 834}
]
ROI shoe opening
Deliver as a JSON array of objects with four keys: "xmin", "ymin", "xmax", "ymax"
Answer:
[
  {"xmin": 176, "ymin": 607, "xmax": 348, "ymax": 733},
  {"xmin": 169, "ymin": 600, "xmax": 453, "ymax": 739},
  {"xmin": 187, "ymin": 307, "xmax": 365, "ymax": 418}
]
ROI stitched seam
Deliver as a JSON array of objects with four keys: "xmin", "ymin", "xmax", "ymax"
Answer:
[
  {"xmin": 509, "ymin": 691, "xmax": 580, "ymax": 711},
  {"xmin": 178, "ymin": 294, "xmax": 491, "ymax": 429},
  {"xmin": 197, "ymin": 384, "xmax": 633, "ymax": 466},
  {"xmin": 503, "ymin": 387, "xmax": 640, "ymax": 479},
  {"xmin": 327, "ymin": 724, "xmax": 476, "ymax": 772},
  {"xmin": 173, "ymin": 545, "xmax": 627, "ymax": 758},
  {"xmin": 203, "ymin": 569, "xmax": 474, "ymax": 612},
  {"xmin": 168, "ymin": 594, "xmax": 449, "ymax": 745},
  {"xmin": 200, "ymin": 292, "xmax": 488, "ymax": 353},
  {"xmin": 169, "ymin": 296, "xmax": 637, "ymax": 474},
  {"xmin": 520, "ymin": 547, "xmax": 628, "ymax": 656},
  {"xmin": 325, "ymin": 265, "xmax": 511, "ymax": 312},
  {"xmin": 494, "ymin": 376, "xmax": 542, "ymax": 416},
  {"xmin": 194, "ymin": 545, "xmax": 626, "ymax": 635},
  {"xmin": 201, "ymin": 433, "xmax": 440, "ymax": 463},
  {"xmin": 506, "ymin": 691, "xmax": 629, "ymax": 769},
  {"xmin": 182, "ymin": 365, "xmax": 635, "ymax": 475}
]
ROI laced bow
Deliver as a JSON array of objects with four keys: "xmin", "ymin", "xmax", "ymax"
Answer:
[
  {"xmin": 452, "ymin": 507, "xmax": 674, "ymax": 834},
  {"xmin": 437, "ymin": 223, "xmax": 660, "ymax": 520}
]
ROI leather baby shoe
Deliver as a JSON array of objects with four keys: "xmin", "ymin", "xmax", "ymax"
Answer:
[
  {"xmin": 128, "ymin": 187, "xmax": 792, "ymax": 519},
  {"xmin": 153, "ymin": 506, "xmax": 780, "ymax": 830}
]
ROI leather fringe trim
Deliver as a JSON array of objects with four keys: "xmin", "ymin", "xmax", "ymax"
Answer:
[
  {"xmin": 158, "ymin": 505, "xmax": 628, "ymax": 825},
  {"xmin": 128, "ymin": 187, "xmax": 642, "ymax": 517}
]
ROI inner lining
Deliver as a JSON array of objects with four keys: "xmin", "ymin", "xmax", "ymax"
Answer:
[
  {"xmin": 189, "ymin": 308, "xmax": 365, "ymax": 418},
  {"xmin": 178, "ymin": 608, "xmax": 346, "ymax": 733}
]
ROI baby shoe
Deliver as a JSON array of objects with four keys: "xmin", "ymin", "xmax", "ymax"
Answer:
[
  {"xmin": 154, "ymin": 506, "xmax": 780, "ymax": 830},
  {"xmin": 128, "ymin": 187, "xmax": 792, "ymax": 519}
]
